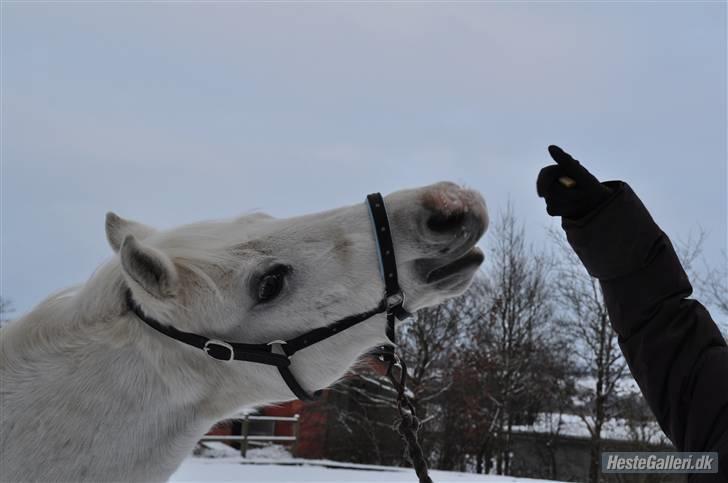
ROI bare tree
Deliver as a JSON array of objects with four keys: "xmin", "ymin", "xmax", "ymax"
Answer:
[
  {"xmin": 397, "ymin": 280, "xmax": 486, "ymax": 470},
  {"xmin": 522, "ymin": 339, "xmax": 578, "ymax": 481},
  {"xmin": 322, "ymin": 365, "xmax": 399, "ymax": 465},
  {"xmin": 700, "ymin": 250, "xmax": 728, "ymax": 321},
  {"xmin": 674, "ymin": 229, "xmax": 726, "ymax": 331},
  {"xmin": 673, "ymin": 228, "xmax": 706, "ymax": 284},
  {"xmin": 464, "ymin": 203, "xmax": 557, "ymax": 476},
  {"xmin": 318, "ymin": 285, "xmax": 487, "ymax": 469},
  {"xmin": 549, "ymin": 228, "xmax": 629, "ymax": 483},
  {"xmin": 616, "ymin": 390, "xmax": 671, "ymax": 449}
]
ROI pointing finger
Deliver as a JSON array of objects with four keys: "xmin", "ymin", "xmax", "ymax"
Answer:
[{"xmin": 548, "ymin": 145, "xmax": 580, "ymax": 172}]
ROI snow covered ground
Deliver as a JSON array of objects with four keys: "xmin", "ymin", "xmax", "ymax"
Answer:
[
  {"xmin": 170, "ymin": 444, "xmax": 566, "ymax": 483},
  {"xmin": 510, "ymin": 412, "xmax": 669, "ymax": 446}
]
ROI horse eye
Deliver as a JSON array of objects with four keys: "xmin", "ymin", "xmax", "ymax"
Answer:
[{"xmin": 257, "ymin": 266, "xmax": 288, "ymax": 303}]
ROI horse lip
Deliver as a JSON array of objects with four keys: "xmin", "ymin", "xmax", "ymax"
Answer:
[{"xmin": 425, "ymin": 246, "xmax": 484, "ymax": 284}]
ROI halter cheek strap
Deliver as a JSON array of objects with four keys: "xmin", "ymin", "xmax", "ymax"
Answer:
[
  {"xmin": 126, "ymin": 192, "xmax": 410, "ymax": 401},
  {"xmin": 366, "ymin": 193, "xmax": 411, "ymax": 344}
]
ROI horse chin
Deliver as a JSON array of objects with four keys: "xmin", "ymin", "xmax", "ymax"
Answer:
[
  {"xmin": 425, "ymin": 246, "xmax": 484, "ymax": 284},
  {"xmin": 411, "ymin": 246, "xmax": 484, "ymax": 288}
]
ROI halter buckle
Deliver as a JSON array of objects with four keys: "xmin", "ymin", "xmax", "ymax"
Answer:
[{"xmin": 204, "ymin": 339, "xmax": 234, "ymax": 362}]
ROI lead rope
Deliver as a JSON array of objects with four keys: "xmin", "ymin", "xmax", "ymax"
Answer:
[
  {"xmin": 367, "ymin": 191, "xmax": 433, "ymax": 483},
  {"xmin": 383, "ymin": 350, "xmax": 433, "ymax": 483}
]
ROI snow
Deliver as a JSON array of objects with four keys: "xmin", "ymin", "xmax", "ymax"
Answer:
[
  {"xmin": 510, "ymin": 413, "xmax": 669, "ymax": 445},
  {"xmin": 171, "ymin": 443, "xmax": 566, "ymax": 483},
  {"xmin": 194, "ymin": 442, "xmax": 293, "ymax": 460}
]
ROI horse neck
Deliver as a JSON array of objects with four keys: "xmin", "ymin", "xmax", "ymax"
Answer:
[
  {"xmin": 1, "ymin": 295, "xmax": 217, "ymax": 482},
  {"xmin": 1, "ymin": 267, "xmax": 282, "ymax": 481},
  {"xmin": 3, "ymin": 263, "xmax": 235, "ymax": 415}
]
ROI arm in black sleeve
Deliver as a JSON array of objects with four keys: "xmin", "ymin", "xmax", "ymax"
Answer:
[{"xmin": 562, "ymin": 181, "xmax": 728, "ymax": 466}]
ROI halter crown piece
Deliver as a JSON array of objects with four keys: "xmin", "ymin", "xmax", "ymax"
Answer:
[{"xmin": 125, "ymin": 193, "xmax": 410, "ymax": 401}]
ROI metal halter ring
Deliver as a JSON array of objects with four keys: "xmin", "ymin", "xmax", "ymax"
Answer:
[{"xmin": 386, "ymin": 291, "xmax": 405, "ymax": 312}]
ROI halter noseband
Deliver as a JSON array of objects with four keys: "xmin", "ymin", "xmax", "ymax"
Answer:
[{"xmin": 126, "ymin": 193, "xmax": 411, "ymax": 401}]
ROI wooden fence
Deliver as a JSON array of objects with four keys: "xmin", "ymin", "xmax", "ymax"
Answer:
[{"xmin": 200, "ymin": 414, "xmax": 300, "ymax": 457}]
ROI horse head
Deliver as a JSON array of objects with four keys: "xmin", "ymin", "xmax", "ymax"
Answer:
[{"xmin": 106, "ymin": 181, "xmax": 488, "ymax": 404}]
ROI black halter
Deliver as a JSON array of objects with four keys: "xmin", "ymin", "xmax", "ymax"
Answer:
[{"xmin": 126, "ymin": 193, "xmax": 411, "ymax": 401}]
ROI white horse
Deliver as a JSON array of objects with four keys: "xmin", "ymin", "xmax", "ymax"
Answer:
[{"xmin": 0, "ymin": 182, "xmax": 487, "ymax": 482}]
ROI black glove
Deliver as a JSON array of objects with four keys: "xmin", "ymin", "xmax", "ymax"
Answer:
[{"xmin": 537, "ymin": 145, "xmax": 613, "ymax": 219}]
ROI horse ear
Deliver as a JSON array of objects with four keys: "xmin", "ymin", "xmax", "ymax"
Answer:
[
  {"xmin": 106, "ymin": 212, "xmax": 156, "ymax": 253},
  {"xmin": 119, "ymin": 235, "xmax": 178, "ymax": 300}
]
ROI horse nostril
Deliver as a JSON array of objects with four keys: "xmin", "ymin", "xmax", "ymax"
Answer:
[{"xmin": 426, "ymin": 211, "xmax": 466, "ymax": 233}]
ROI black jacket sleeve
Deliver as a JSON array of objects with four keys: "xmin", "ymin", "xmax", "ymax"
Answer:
[{"xmin": 562, "ymin": 181, "xmax": 728, "ymax": 479}]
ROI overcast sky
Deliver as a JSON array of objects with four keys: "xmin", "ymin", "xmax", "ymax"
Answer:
[{"xmin": 2, "ymin": 2, "xmax": 726, "ymax": 319}]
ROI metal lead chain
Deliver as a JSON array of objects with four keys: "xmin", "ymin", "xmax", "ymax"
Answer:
[{"xmin": 386, "ymin": 353, "xmax": 434, "ymax": 483}]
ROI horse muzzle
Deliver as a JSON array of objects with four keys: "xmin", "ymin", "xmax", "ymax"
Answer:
[{"xmin": 414, "ymin": 182, "xmax": 488, "ymax": 286}]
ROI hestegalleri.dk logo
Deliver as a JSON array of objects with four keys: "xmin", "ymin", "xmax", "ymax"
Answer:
[{"xmin": 601, "ymin": 452, "xmax": 718, "ymax": 474}]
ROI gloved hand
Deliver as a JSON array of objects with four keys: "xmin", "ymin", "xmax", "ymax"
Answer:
[{"xmin": 537, "ymin": 145, "xmax": 613, "ymax": 219}]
